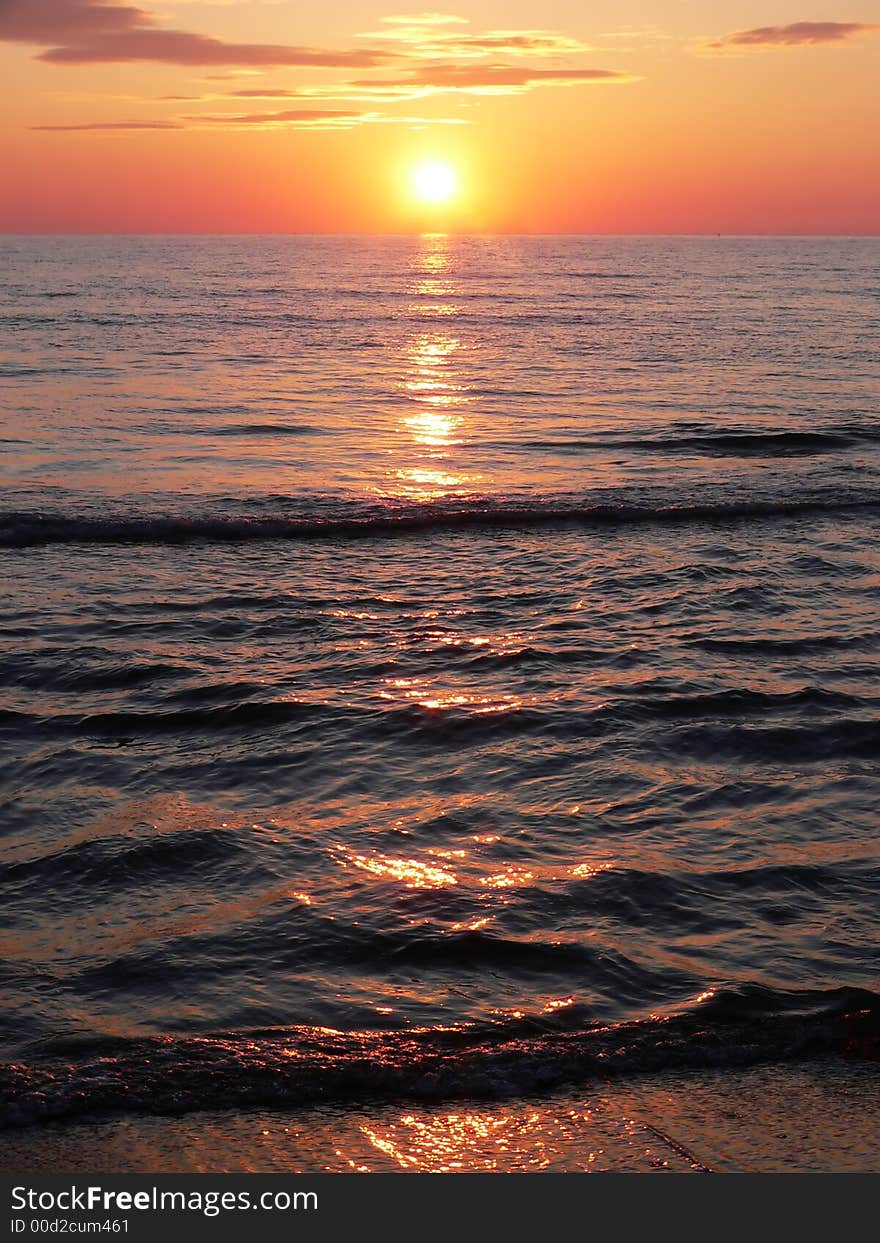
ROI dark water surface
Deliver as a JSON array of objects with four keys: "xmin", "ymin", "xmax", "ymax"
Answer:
[{"xmin": 1, "ymin": 236, "xmax": 878, "ymax": 1128}]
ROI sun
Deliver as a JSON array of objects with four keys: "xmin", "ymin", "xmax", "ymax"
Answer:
[{"xmin": 411, "ymin": 160, "xmax": 458, "ymax": 205}]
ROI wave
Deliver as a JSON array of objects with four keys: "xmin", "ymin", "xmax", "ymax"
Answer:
[
  {"xmin": 510, "ymin": 428, "xmax": 880, "ymax": 457},
  {"xmin": 0, "ymin": 655, "xmax": 190, "ymax": 693},
  {"xmin": 3, "ymin": 496, "xmax": 878, "ymax": 548},
  {"xmin": 692, "ymin": 633, "xmax": 876, "ymax": 655},
  {"xmin": 3, "ymin": 690, "xmax": 875, "ymax": 755},
  {"xmin": 0, "ymin": 825, "xmax": 250, "ymax": 890},
  {"xmin": 180, "ymin": 423, "xmax": 326, "ymax": 438},
  {"xmin": 2, "ymin": 985, "xmax": 876, "ymax": 1129}
]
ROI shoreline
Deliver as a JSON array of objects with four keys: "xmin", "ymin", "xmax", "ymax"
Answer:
[{"xmin": 2, "ymin": 1059, "xmax": 877, "ymax": 1175}]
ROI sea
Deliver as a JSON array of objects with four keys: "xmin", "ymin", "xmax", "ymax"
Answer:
[{"xmin": 1, "ymin": 234, "xmax": 878, "ymax": 1133}]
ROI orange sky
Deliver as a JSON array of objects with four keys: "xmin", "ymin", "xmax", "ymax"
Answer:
[{"xmin": 1, "ymin": 2, "xmax": 878, "ymax": 232}]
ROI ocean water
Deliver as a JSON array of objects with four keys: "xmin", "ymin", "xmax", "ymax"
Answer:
[{"xmin": 1, "ymin": 235, "xmax": 878, "ymax": 1130}]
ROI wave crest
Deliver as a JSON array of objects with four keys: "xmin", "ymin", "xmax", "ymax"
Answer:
[
  {"xmin": 2, "ymin": 497, "xmax": 878, "ymax": 548},
  {"xmin": 2, "ymin": 985, "xmax": 876, "ymax": 1130}
]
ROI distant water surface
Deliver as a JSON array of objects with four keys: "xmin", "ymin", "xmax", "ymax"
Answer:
[{"xmin": 1, "ymin": 236, "xmax": 878, "ymax": 1128}]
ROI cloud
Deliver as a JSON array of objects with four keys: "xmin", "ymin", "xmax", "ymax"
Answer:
[
  {"xmin": 351, "ymin": 63, "xmax": 635, "ymax": 97},
  {"xmin": 226, "ymin": 89, "xmax": 307, "ymax": 99},
  {"xmin": 204, "ymin": 64, "xmax": 635, "ymax": 105},
  {"xmin": 431, "ymin": 32, "xmax": 596, "ymax": 58},
  {"xmin": 359, "ymin": 15, "xmax": 594, "ymax": 58},
  {"xmin": 40, "ymin": 33, "xmax": 394, "ymax": 65},
  {"xmin": 32, "ymin": 119, "xmax": 182, "ymax": 130},
  {"xmin": 0, "ymin": 0, "xmax": 395, "ymax": 66},
  {"xmin": 708, "ymin": 21, "xmax": 879, "ymax": 50},
  {"xmin": 177, "ymin": 59, "xmax": 635, "ymax": 108},
  {"xmin": 182, "ymin": 107, "xmax": 467, "ymax": 130},
  {"xmin": 0, "ymin": 1, "xmax": 152, "ymax": 42},
  {"xmin": 11, "ymin": 4, "xmax": 635, "ymax": 129},
  {"xmin": 188, "ymin": 107, "xmax": 368, "ymax": 126},
  {"xmin": 222, "ymin": 83, "xmax": 414, "ymax": 103}
]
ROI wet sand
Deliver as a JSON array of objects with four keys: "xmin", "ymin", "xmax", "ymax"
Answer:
[{"xmin": 2, "ymin": 1059, "xmax": 877, "ymax": 1174}]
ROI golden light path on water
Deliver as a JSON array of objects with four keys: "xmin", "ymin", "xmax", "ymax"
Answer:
[
  {"xmin": 4, "ymin": 235, "xmax": 878, "ymax": 1171},
  {"xmin": 9, "ymin": 1060, "xmax": 877, "ymax": 1173},
  {"xmin": 390, "ymin": 234, "xmax": 479, "ymax": 501},
  {"xmin": 352, "ymin": 1109, "xmax": 600, "ymax": 1172}
]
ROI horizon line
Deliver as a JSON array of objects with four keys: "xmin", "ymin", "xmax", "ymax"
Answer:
[{"xmin": 1, "ymin": 230, "xmax": 878, "ymax": 239}]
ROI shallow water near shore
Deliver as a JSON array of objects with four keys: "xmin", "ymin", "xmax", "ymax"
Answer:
[
  {"xmin": 1, "ymin": 236, "xmax": 878, "ymax": 1146},
  {"xmin": 3, "ymin": 1061, "xmax": 877, "ymax": 1174}
]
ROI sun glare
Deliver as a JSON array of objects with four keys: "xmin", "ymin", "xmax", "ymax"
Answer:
[{"xmin": 411, "ymin": 160, "xmax": 458, "ymax": 205}]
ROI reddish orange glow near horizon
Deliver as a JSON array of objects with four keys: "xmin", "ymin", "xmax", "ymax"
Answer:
[{"xmin": 1, "ymin": 2, "xmax": 878, "ymax": 233}]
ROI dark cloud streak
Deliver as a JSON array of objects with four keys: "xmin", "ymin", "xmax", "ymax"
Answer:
[
  {"xmin": 709, "ymin": 21, "xmax": 879, "ymax": 50},
  {"xmin": 0, "ymin": 0, "xmax": 394, "ymax": 67},
  {"xmin": 188, "ymin": 108, "xmax": 364, "ymax": 126},
  {"xmin": 32, "ymin": 119, "xmax": 181, "ymax": 130},
  {"xmin": 354, "ymin": 63, "xmax": 633, "ymax": 90}
]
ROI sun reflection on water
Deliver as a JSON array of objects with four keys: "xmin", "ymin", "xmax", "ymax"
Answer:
[
  {"xmin": 402, "ymin": 333, "xmax": 468, "ymax": 461},
  {"xmin": 360, "ymin": 1112, "xmax": 525, "ymax": 1171},
  {"xmin": 333, "ymin": 845, "xmax": 458, "ymax": 889},
  {"xmin": 379, "ymin": 235, "xmax": 484, "ymax": 501},
  {"xmin": 377, "ymin": 674, "xmax": 529, "ymax": 714},
  {"xmin": 328, "ymin": 838, "xmax": 615, "ymax": 905},
  {"xmin": 347, "ymin": 1106, "xmax": 612, "ymax": 1173},
  {"xmin": 477, "ymin": 867, "xmax": 535, "ymax": 890},
  {"xmin": 412, "ymin": 234, "xmax": 452, "ymax": 272}
]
